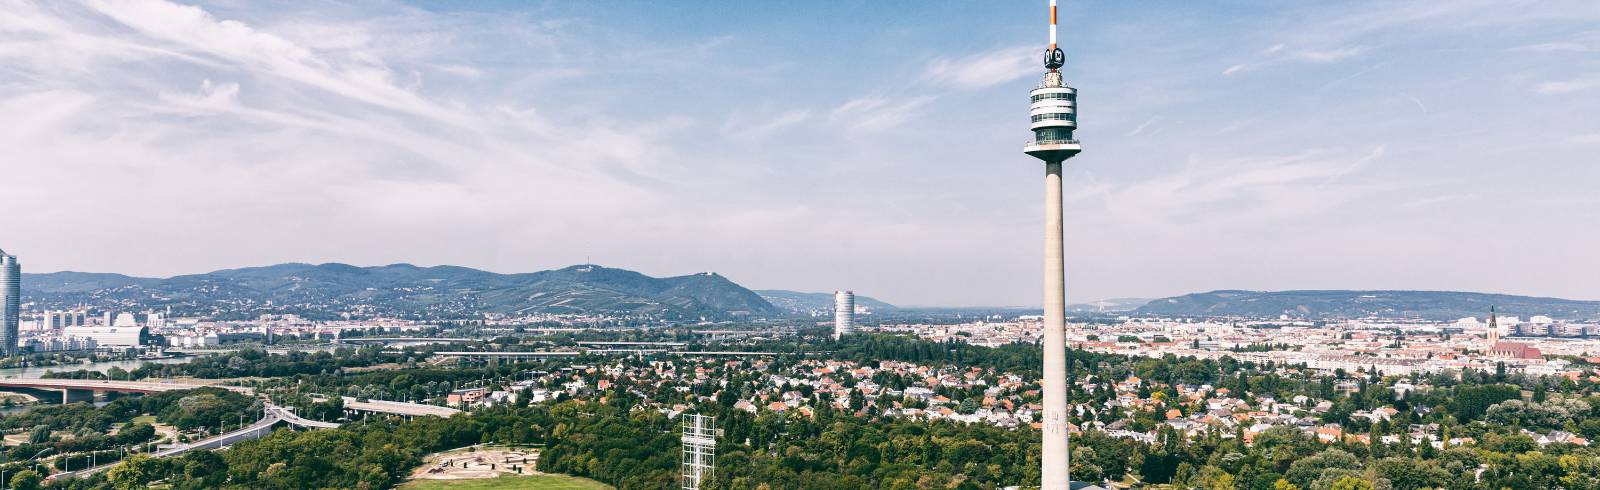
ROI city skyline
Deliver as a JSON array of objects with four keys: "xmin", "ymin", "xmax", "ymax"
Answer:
[{"xmin": 3, "ymin": 1, "xmax": 1599, "ymax": 307}]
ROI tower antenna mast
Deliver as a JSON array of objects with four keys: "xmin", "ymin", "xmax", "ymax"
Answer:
[{"xmin": 1050, "ymin": 0, "xmax": 1058, "ymax": 52}]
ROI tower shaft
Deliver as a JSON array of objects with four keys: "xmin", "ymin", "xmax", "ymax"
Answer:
[{"xmin": 1041, "ymin": 161, "xmax": 1070, "ymax": 489}]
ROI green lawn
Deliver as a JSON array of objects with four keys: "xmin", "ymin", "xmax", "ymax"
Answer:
[
  {"xmin": 399, "ymin": 474, "xmax": 612, "ymax": 490},
  {"xmin": 131, "ymin": 415, "xmax": 157, "ymax": 424}
]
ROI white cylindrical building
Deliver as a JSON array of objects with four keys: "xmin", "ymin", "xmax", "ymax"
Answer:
[{"xmin": 833, "ymin": 291, "xmax": 855, "ymax": 340}]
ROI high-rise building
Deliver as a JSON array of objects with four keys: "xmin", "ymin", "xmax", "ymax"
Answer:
[
  {"xmin": 833, "ymin": 291, "xmax": 855, "ymax": 340},
  {"xmin": 1022, "ymin": 2, "xmax": 1087, "ymax": 488},
  {"xmin": 0, "ymin": 250, "xmax": 19, "ymax": 357},
  {"xmin": 38, "ymin": 310, "xmax": 78, "ymax": 330}
]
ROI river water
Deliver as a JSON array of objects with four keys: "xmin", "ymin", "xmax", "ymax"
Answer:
[
  {"xmin": 0, "ymin": 342, "xmax": 353, "ymax": 379},
  {"xmin": 0, "ymin": 357, "xmax": 196, "ymax": 379}
]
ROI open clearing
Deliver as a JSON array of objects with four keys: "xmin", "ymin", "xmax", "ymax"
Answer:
[
  {"xmin": 399, "ymin": 474, "xmax": 611, "ymax": 490},
  {"xmin": 402, "ymin": 446, "xmax": 608, "ymax": 489}
]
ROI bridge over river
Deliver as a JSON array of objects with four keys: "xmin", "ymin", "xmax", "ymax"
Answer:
[
  {"xmin": 0, "ymin": 378, "xmax": 456, "ymax": 418},
  {"xmin": 0, "ymin": 378, "xmax": 252, "ymax": 403}
]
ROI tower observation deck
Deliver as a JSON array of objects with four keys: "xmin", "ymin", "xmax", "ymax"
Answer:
[{"xmin": 1023, "ymin": 57, "xmax": 1081, "ymax": 161}]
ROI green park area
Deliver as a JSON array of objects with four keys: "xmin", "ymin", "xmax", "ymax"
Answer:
[{"xmin": 399, "ymin": 474, "xmax": 613, "ymax": 490}]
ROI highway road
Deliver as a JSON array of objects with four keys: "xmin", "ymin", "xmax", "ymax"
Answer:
[{"xmin": 341, "ymin": 397, "xmax": 460, "ymax": 417}]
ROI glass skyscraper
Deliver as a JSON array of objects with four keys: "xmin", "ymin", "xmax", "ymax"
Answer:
[{"xmin": 0, "ymin": 250, "xmax": 18, "ymax": 357}]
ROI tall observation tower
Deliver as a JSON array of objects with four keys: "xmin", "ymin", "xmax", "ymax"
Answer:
[{"xmin": 1023, "ymin": 1, "xmax": 1081, "ymax": 489}]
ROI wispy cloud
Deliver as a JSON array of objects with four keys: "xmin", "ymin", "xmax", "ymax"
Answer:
[
  {"xmin": 1512, "ymin": 42, "xmax": 1597, "ymax": 53},
  {"xmin": 1535, "ymin": 75, "xmax": 1600, "ymax": 95},
  {"xmin": 1293, "ymin": 46, "xmax": 1365, "ymax": 63},
  {"xmin": 0, "ymin": 0, "xmax": 696, "ymax": 268},
  {"xmin": 1221, "ymin": 64, "xmax": 1247, "ymax": 76},
  {"xmin": 84, "ymin": 0, "xmax": 464, "ymax": 123},
  {"xmin": 921, "ymin": 45, "xmax": 1035, "ymax": 90},
  {"xmin": 1127, "ymin": 116, "xmax": 1161, "ymax": 137},
  {"xmin": 1081, "ymin": 147, "xmax": 1390, "ymax": 228},
  {"xmin": 828, "ymin": 96, "xmax": 934, "ymax": 133},
  {"xmin": 1399, "ymin": 92, "xmax": 1427, "ymax": 113},
  {"xmin": 722, "ymin": 109, "xmax": 810, "ymax": 141}
]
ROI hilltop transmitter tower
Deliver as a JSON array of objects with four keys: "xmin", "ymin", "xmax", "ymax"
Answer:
[{"xmin": 1023, "ymin": 1, "xmax": 1082, "ymax": 488}]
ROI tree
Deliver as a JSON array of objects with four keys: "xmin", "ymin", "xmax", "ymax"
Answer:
[
  {"xmin": 1329, "ymin": 477, "xmax": 1373, "ymax": 490},
  {"xmin": 26, "ymin": 425, "xmax": 48, "ymax": 445},
  {"xmin": 107, "ymin": 454, "xmax": 156, "ymax": 490},
  {"xmin": 7, "ymin": 470, "xmax": 40, "ymax": 490},
  {"xmin": 1211, "ymin": 472, "xmax": 1238, "ymax": 490},
  {"xmin": 1373, "ymin": 457, "xmax": 1448, "ymax": 490}
]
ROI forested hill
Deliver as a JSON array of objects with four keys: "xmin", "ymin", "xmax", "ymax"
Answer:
[
  {"xmin": 23, "ymin": 263, "xmax": 782, "ymax": 321},
  {"xmin": 1136, "ymin": 289, "xmax": 1600, "ymax": 320}
]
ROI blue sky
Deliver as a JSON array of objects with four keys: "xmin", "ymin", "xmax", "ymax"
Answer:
[{"xmin": 2, "ymin": 0, "xmax": 1597, "ymax": 306}]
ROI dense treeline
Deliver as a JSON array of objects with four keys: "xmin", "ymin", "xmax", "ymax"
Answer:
[
  {"xmin": 136, "ymin": 348, "xmax": 386, "ymax": 379},
  {"xmin": 834, "ymin": 334, "xmax": 1045, "ymax": 377},
  {"xmin": 702, "ymin": 403, "xmax": 1039, "ymax": 488}
]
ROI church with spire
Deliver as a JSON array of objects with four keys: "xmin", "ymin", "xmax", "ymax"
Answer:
[{"xmin": 1485, "ymin": 306, "xmax": 1542, "ymax": 360}]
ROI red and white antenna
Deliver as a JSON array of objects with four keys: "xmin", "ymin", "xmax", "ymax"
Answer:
[
  {"xmin": 1043, "ymin": 0, "xmax": 1065, "ymax": 71},
  {"xmin": 1049, "ymin": 0, "xmax": 1058, "ymax": 50}
]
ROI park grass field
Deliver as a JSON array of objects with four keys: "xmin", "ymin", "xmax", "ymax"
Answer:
[{"xmin": 399, "ymin": 474, "xmax": 612, "ymax": 490}]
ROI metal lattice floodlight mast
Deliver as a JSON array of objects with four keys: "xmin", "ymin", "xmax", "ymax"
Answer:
[{"xmin": 681, "ymin": 414, "xmax": 717, "ymax": 490}]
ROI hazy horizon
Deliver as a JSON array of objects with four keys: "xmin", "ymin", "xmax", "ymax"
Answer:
[{"xmin": 4, "ymin": 1, "xmax": 1598, "ymax": 307}]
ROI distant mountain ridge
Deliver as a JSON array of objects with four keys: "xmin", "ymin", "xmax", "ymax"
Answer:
[
  {"xmin": 23, "ymin": 263, "xmax": 781, "ymax": 321},
  {"xmin": 755, "ymin": 290, "xmax": 897, "ymax": 316},
  {"xmin": 1068, "ymin": 297, "xmax": 1152, "ymax": 313},
  {"xmin": 1135, "ymin": 290, "xmax": 1600, "ymax": 321}
]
